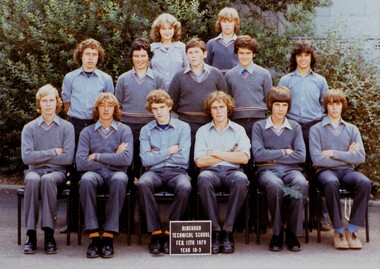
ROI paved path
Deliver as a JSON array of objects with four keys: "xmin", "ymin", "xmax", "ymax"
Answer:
[{"xmin": 0, "ymin": 188, "xmax": 379, "ymax": 269}]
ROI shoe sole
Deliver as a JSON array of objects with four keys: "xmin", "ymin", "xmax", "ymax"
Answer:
[
  {"xmin": 24, "ymin": 250, "xmax": 36, "ymax": 254},
  {"xmin": 86, "ymin": 254, "xmax": 100, "ymax": 258},
  {"xmin": 44, "ymin": 250, "xmax": 58, "ymax": 254},
  {"xmin": 268, "ymin": 247, "xmax": 283, "ymax": 252}
]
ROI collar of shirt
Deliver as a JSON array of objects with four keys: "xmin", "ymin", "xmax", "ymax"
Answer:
[
  {"xmin": 37, "ymin": 115, "xmax": 60, "ymax": 127},
  {"xmin": 321, "ymin": 116, "xmax": 347, "ymax": 127},
  {"xmin": 184, "ymin": 63, "xmax": 211, "ymax": 75},
  {"xmin": 290, "ymin": 68, "xmax": 316, "ymax": 78},
  {"xmin": 149, "ymin": 117, "xmax": 178, "ymax": 131},
  {"xmin": 79, "ymin": 66, "xmax": 101, "ymax": 77},
  {"xmin": 265, "ymin": 116, "xmax": 292, "ymax": 130},
  {"xmin": 237, "ymin": 63, "xmax": 254, "ymax": 74},
  {"xmin": 151, "ymin": 41, "xmax": 182, "ymax": 52},
  {"xmin": 132, "ymin": 67, "xmax": 155, "ymax": 79},
  {"xmin": 208, "ymin": 119, "xmax": 237, "ymax": 133},
  {"xmin": 216, "ymin": 33, "xmax": 237, "ymax": 44},
  {"xmin": 94, "ymin": 120, "xmax": 118, "ymax": 131}
]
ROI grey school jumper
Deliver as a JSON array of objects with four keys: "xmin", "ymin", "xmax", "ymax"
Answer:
[
  {"xmin": 252, "ymin": 118, "xmax": 308, "ymax": 237},
  {"xmin": 21, "ymin": 115, "xmax": 75, "ymax": 231},
  {"xmin": 225, "ymin": 63, "xmax": 272, "ymax": 120},
  {"xmin": 309, "ymin": 117, "xmax": 371, "ymax": 229},
  {"xmin": 76, "ymin": 121, "xmax": 133, "ymax": 233},
  {"xmin": 168, "ymin": 66, "xmax": 228, "ymax": 124}
]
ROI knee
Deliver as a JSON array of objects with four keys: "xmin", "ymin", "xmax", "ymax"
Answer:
[{"xmin": 197, "ymin": 172, "xmax": 213, "ymax": 189}]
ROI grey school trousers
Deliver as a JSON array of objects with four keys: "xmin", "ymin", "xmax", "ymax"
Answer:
[
  {"xmin": 317, "ymin": 168, "xmax": 371, "ymax": 229},
  {"xmin": 138, "ymin": 168, "xmax": 192, "ymax": 233},
  {"xmin": 258, "ymin": 168, "xmax": 309, "ymax": 237},
  {"xmin": 79, "ymin": 170, "xmax": 128, "ymax": 233},
  {"xmin": 24, "ymin": 170, "xmax": 66, "ymax": 231},
  {"xmin": 198, "ymin": 166, "xmax": 249, "ymax": 232}
]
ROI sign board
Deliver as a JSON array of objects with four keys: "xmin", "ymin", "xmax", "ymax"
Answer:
[{"xmin": 169, "ymin": 220, "xmax": 211, "ymax": 255}]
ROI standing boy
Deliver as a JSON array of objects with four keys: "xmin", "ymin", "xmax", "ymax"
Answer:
[
  {"xmin": 225, "ymin": 35, "xmax": 272, "ymax": 139},
  {"xmin": 115, "ymin": 37, "xmax": 166, "ymax": 177},
  {"xmin": 309, "ymin": 89, "xmax": 371, "ymax": 250},
  {"xmin": 252, "ymin": 86, "xmax": 308, "ymax": 252},
  {"xmin": 62, "ymin": 38, "xmax": 114, "ymax": 145},
  {"xmin": 76, "ymin": 93, "xmax": 133, "ymax": 258},
  {"xmin": 21, "ymin": 84, "xmax": 75, "ymax": 254},
  {"xmin": 205, "ymin": 7, "xmax": 240, "ymax": 74},
  {"xmin": 138, "ymin": 89, "xmax": 192, "ymax": 255},
  {"xmin": 195, "ymin": 91, "xmax": 250, "ymax": 254}
]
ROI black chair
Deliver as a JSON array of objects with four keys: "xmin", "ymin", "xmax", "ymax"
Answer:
[
  {"xmin": 77, "ymin": 188, "xmax": 133, "ymax": 246},
  {"xmin": 197, "ymin": 188, "xmax": 251, "ymax": 244},
  {"xmin": 137, "ymin": 190, "xmax": 180, "ymax": 245},
  {"xmin": 316, "ymin": 187, "xmax": 369, "ymax": 243},
  {"xmin": 255, "ymin": 187, "xmax": 309, "ymax": 244},
  {"xmin": 17, "ymin": 182, "xmax": 71, "ymax": 246}
]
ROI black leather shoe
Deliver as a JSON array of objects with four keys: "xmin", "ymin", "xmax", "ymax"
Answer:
[
  {"xmin": 101, "ymin": 237, "xmax": 114, "ymax": 258},
  {"xmin": 44, "ymin": 233, "xmax": 57, "ymax": 254},
  {"xmin": 221, "ymin": 231, "xmax": 234, "ymax": 253},
  {"xmin": 149, "ymin": 235, "xmax": 162, "ymax": 255},
  {"xmin": 24, "ymin": 231, "xmax": 37, "ymax": 254},
  {"xmin": 285, "ymin": 229, "xmax": 302, "ymax": 251},
  {"xmin": 212, "ymin": 231, "xmax": 222, "ymax": 254},
  {"xmin": 162, "ymin": 235, "xmax": 169, "ymax": 254},
  {"xmin": 86, "ymin": 237, "xmax": 101, "ymax": 258},
  {"xmin": 269, "ymin": 231, "xmax": 283, "ymax": 251}
]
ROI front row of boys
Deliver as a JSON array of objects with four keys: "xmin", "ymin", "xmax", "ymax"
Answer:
[{"xmin": 22, "ymin": 83, "xmax": 371, "ymax": 257}]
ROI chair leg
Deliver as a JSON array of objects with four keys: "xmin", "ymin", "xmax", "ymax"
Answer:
[
  {"xmin": 127, "ymin": 193, "xmax": 131, "ymax": 246},
  {"xmin": 18, "ymin": 194, "xmax": 22, "ymax": 245},
  {"xmin": 78, "ymin": 198, "xmax": 82, "ymax": 246},
  {"xmin": 365, "ymin": 204, "xmax": 369, "ymax": 242},
  {"xmin": 317, "ymin": 191, "xmax": 321, "ymax": 243},
  {"xmin": 137, "ymin": 196, "xmax": 142, "ymax": 245},
  {"xmin": 245, "ymin": 192, "xmax": 249, "ymax": 244},
  {"xmin": 66, "ymin": 194, "xmax": 70, "ymax": 246},
  {"xmin": 256, "ymin": 192, "xmax": 260, "ymax": 245},
  {"xmin": 304, "ymin": 197, "xmax": 309, "ymax": 243}
]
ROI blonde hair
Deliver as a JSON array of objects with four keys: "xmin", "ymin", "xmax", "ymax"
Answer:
[
  {"xmin": 92, "ymin": 93, "xmax": 122, "ymax": 121},
  {"xmin": 150, "ymin": 13, "xmax": 182, "ymax": 42},
  {"xmin": 204, "ymin": 91, "xmax": 235, "ymax": 117},
  {"xmin": 35, "ymin": 84, "xmax": 62, "ymax": 114},
  {"xmin": 145, "ymin": 89, "xmax": 173, "ymax": 112},
  {"xmin": 215, "ymin": 7, "xmax": 240, "ymax": 33}
]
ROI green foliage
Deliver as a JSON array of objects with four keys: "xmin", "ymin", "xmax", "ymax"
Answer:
[
  {"xmin": 2, "ymin": 0, "xmax": 379, "ymax": 185},
  {"xmin": 313, "ymin": 24, "xmax": 380, "ymax": 183}
]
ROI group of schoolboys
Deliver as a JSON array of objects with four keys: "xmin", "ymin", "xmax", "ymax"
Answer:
[{"xmin": 20, "ymin": 6, "xmax": 371, "ymax": 259}]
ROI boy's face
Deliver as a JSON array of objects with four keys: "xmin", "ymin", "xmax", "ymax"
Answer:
[
  {"xmin": 132, "ymin": 49, "xmax": 149, "ymax": 72},
  {"xmin": 327, "ymin": 101, "xmax": 343, "ymax": 120},
  {"xmin": 39, "ymin": 92, "xmax": 57, "ymax": 118},
  {"xmin": 160, "ymin": 23, "xmax": 175, "ymax": 43},
  {"xmin": 271, "ymin": 102, "xmax": 288, "ymax": 122},
  {"xmin": 210, "ymin": 100, "xmax": 228, "ymax": 124},
  {"xmin": 81, "ymin": 48, "xmax": 99, "ymax": 71},
  {"xmin": 186, "ymin": 47, "xmax": 207, "ymax": 69},
  {"xmin": 296, "ymin": 52, "xmax": 311, "ymax": 70},
  {"xmin": 237, "ymin": 47, "xmax": 254, "ymax": 69},
  {"xmin": 98, "ymin": 101, "xmax": 115, "ymax": 122},
  {"xmin": 151, "ymin": 102, "xmax": 171, "ymax": 125},
  {"xmin": 220, "ymin": 18, "xmax": 235, "ymax": 36}
]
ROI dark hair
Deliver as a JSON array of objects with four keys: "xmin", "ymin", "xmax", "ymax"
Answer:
[
  {"xmin": 129, "ymin": 38, "xmax": 154, "ymax": 60},
  {"xmin": 234, "ymin": 35, "xmax": 257, "ymax": 54},
  {"xmin": 204, "ymin": 91, "xmax": 235, "ymax": 117},
  {"xmin": 185, "ymin": 38, "xmax": 206, "ymax": 53},
  {"xmin": 323, "ymin": 89, "xmax": 348, "ymax": 116},
  {"xmin": 289, "ymin": 40, "xmax": 317, "ymax": 71},
  {"xmin": 93, "ymin": 93, "xmax": 122, "ymax": 121},
  {"xmin": 267, "ymin": 86, "xmax": 292, "ymax": 112},
  {"xmin": 145, "ymin": 89, "xmax": 173, "ymax": 112},
  {"xmin": 73, "ymin": 38, "xmax": 105, "ymax": 66}
]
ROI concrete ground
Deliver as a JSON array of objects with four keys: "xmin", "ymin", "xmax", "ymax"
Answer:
[{"xmin": 0, "ymin": 187, "xmax": 379, "ymax": 269}]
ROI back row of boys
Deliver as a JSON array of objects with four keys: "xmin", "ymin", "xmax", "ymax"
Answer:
[{"xmin": 21, "ymin": 7, "xmax": 371, "ymax": 259}]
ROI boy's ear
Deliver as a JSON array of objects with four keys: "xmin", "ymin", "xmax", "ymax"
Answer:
[{"xmin": 203, "ymin": 51, "xmax": 208, "ymax": 59}]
